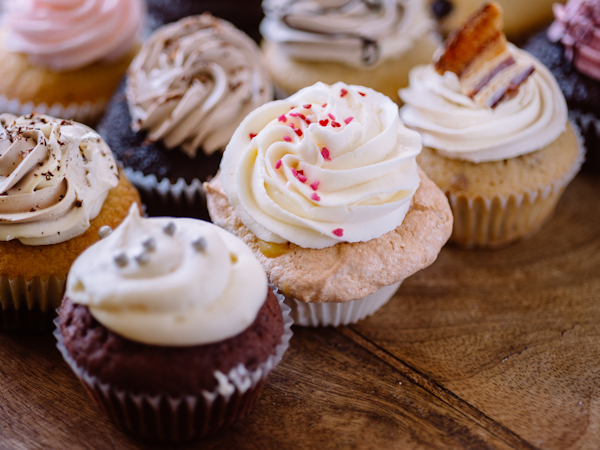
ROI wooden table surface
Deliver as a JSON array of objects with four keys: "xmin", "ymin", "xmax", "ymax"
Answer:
[{"xmin": 0, "ymin": 172, "xmax": 599, "ymax": 450}]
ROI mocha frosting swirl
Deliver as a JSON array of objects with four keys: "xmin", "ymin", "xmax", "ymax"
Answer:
[
  {"xmin": 3, "ymin": 0, "xmax": 144, "ymax": 72},
  {"xmin": 0, "ymin": 113, "xmax": 119, "ymax": 246},
  {"xmin": 126, "ymin": 14, "xmax": 273, "ymax": 158},
  {"xmin": 66, "ymin": 205, "xmax": 268, "ymax": 346},
  {"xmin": 220, "ymin": 82, "xmax": 422, "ymax": 249},
  {"xmin": 260, "ymin": 0, "xmax": 433, "ymax": 68}
]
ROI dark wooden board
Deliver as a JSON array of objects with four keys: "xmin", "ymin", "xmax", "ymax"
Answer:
[{"xmin": 0, "ymin": 173, "xmax": 598, "ymax": 449}]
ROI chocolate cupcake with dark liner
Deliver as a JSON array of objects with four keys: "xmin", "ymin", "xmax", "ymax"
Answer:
[
  {"xmin": 56, "ymin": 206, "xmax": 293, "ymax": 441},
  {"xmin": 523, "ymin": 0, "xmax": 600, "ymax": 172},
  {"xmin": 97, "ymin": 14, "xmax": 273, "ymax": 219}
]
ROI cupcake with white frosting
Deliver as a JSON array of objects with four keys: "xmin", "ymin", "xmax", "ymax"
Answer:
[
  {"xmin": 205, "ymin": 81, "xmax": 453, "ymax": 326},
  {"xmin": 98, "ymin": 14, "xmax": 273, "ymax": 220},
  {"xmin": 56, "ymin": 206, "xmax": 293, "ymax": 441},
  {"xmin": 0, "ymin": 0, "xmax": 145, "ymax": 124},
  {"xmin": 260, "ymin": 0, "xmax": 439, "ymax": 103},
  {"xmin": 0, "ymin": 113, "xmax": 140, "ymax": 331},
  {"xmin": 400, "ymin": 2, "xmax": 584, "ymax": 248}
]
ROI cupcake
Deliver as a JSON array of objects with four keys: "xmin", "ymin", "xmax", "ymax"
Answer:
[
  {"xmin": 0, "ymin": 0, "xmax": 145, "ymax": 125},
  {"xmin": 400, "ymin": 2, "xmax": 584, "ymax": 249},
  {"xmin": 0, "ymin": 113, "xmax": 140, "ymax": 331},
  {"xmin": 97, "ymin": 14, "xmax": 273, "ymax": 220},
  {"xmin": 259, "ymin": 0, "xmax": 439, "ymax": 103},
  {"xmin": 146, "ymin": 0, "xmax": 265, "ymax": 43},
  {"xmin": 429, "ymin": 0, "xmax": 563, "ymax": 39},
  {"xmin": 204, "ymin": 82, "xmax": 453, "ymax": 327},
  {"xmin": 56, "ymin": 206, "xmax": 293, "ymax": 441},
  {"xmin": 523, "ymin": 0, "xmax": 600, "ymax": 173}
]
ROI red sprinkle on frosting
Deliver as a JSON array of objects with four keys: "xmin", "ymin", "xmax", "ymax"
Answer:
[
  {"xmin": 321, "ymin": 147, "xmax": 331, "ymax": 161},
  {"xmin": 275, "ymin": 159, "xmax": 282, "ymax": 169},
  {"xmin": 311, "ymin": 193, "xmax": 321, "ymax": 202},
  {"xmin": 289, "ymin": 113, "xmax": 306, "ymax": 120},
  {"xmin": 249, "ymin": 133, "xmax": 257, "ymax": 139},
  {"xmin": 294, "ymin": 128, "xmax": 303, "ymax": 137},
  {"xmin": 291, "ymin": 167, "xmax": 298, "ymax": 177},
  {"xmin": 359, "ymin": 92, "xmax": 366, "ymax": 97},
  {"xmin": 319, "ymin": 119, "xmax": 329, "ymax": 127},
  {"xmin": 297, "ymin": 173, "xmax": 307, "ymax": 183},
  {"xmin": 310, "ymin": 180, "xmax": 320, "ymax": 191},
  {"xmin": 278, "ymin": 114, "xmax": 287, "ymax": 123},
  {"xmin": 340, "ymin": 88, "xmax": 348, "ymax": 97},
  {"xmin": 344, "ymin": 117, "xmax": 354, "ymax": 124},
  {"xmin": 283, "ymin": 136, "xmax": 292, "ymax": 142},
  {"xmin": 322, "ymin": 103, "xmax": 327, "ymax": 107},
  {"xmin": 303, "ymin": 104, "xmax": 312, "ymax": 109},
  {"xmin": 332, "ymin": 228, "xmax": 344, "ymax": 237},
  {"xmin": 328, "ymin": 113, "xmax": 336, "ymax": 120},
  {"xmin": 331, "ymin": 121, "xmax": 341, "ymax": 128}
]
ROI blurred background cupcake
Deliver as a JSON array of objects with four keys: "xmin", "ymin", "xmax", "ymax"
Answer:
[
  {"xmin": 97, "ymin": 14, "xmax": 273, "ymax": 220},
  {"xmin": 0, "ymin": 113, "xmax": 140, "ymax": 331},
  {"xmin": 0, "ymin": 0, "xmax": 145, "ymax": 125},
  {"xmin": 523, "ymin": 0, "xmax": 600, "ymax": 173},
  {"xmin": 260, "ymin": 0, "xmax": 439, "ymax": 103},
  {"xmin": 400, "ymin": 2, "xmax": 584, "ymax": 249},
  {"xmin": 429, "ymin": 0, "xmax": 565, "ymax": 39},
  {"xmin": 146, "ymin": 0, "xmax": 265, "ymax": 42},
  {"xmin": 56, "ymin": 206, "xmax": 293, "ymax": 441}
]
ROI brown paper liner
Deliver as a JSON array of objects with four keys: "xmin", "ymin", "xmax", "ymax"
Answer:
[
  {"xmin": 448, "ymin": 125, "xmax": 585, "ymax": 249},
  {"xmin": 54, "ymin": 287, "xmax": 293, "ymax": 441},
  {"xmin": 0, "ymin": 274, "xmax": 66, "ymax": 332}
]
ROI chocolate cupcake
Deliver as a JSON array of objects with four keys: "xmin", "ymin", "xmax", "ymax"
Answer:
[
  {"xmin": 97, "ymin": 14, "xmax": 273, "ymax": 220},
  {"xmin": 55, "ymin": 206, "xmax": 293, "ymax": 441},
  {"xmin": 523, "ymin": 0, "xmax": 600, "ymax": 172},
  {"xmin": 146, "ymin": 0, "xmax": 264, "ymax": 43}
]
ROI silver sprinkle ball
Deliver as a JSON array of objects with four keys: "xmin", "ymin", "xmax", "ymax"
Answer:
[
  {"xmin": 135, "ymin": 251, "xmax": 150, "ymax": 265},
  {"xmin": 192, "ymin": 237, "xmax": 207, "ymax": 252},
  {"xmin": 163, "ymin": 222, "xmax": 176, "ymax": 236},
  {"xmin": 98, "ymin": 226, "xmax": 112, "ymax": 239},
  {"xmin": 142, "ymin": 237, "xmax": 156, "ymax": 251},
  {"xmin": 114, "ymin": 252, "xmax": 128, "ymax": 268}
]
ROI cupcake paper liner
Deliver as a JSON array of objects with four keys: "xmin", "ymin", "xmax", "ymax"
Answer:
[
  {"xmin": 54, "ymin": 287, "xmax": 293, "ymax": 441},
  {"xmin": 0, "ymin": 94, "xmax": 107, "ymax": 123},
  {"xmin": 570, "ymin": 110, "xmax": 600, "ymax": 173},
  {"xmin": 284, "ymin": 281, "xmax": 402, "ymax": 327},
  {"xmin": 0, "ymin": 274, "xmax": 66, "ymax": 332},
  {"xmin": 123, "ymin": 167, "xmax": 208, "ymax": 220},
  {"xmin": 448, "ymin": 122, "xmax": 585, "ymax": 249}
]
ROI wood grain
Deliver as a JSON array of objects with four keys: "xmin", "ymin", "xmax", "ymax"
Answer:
[{"xmin": 0, "ymin": 173, "xmax": 598, "ymax": 449}]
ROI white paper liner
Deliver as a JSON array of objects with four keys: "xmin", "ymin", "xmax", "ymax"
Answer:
[
  {"xmin": 285, "ymin": 280, "xmax": 402, "ymax": 327},
  {"xmin": 0, "ymin": 274, "xmax": 66, "ymax": 331},
  {"xmin": 54, "ymin": 287, "xmax": 293, "ymax": 441},
  {"xmin": 0, "ymin": 94, "xmax": 107, "ymax": 123},
  {"xmin": 123, "ymin": 167, "xmax": 206, "ymax": 218},
  {"xmin": 448, "ymin": 121, "xmax": 586, "ymax": 249}
]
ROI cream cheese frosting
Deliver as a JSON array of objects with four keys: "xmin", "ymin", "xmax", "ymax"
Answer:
[
  {"xmin": 260, "ymin": 0, "xmax": 434, "ymax": 68},
  {"xmin": 220, "ymin": 82, "xmax": 422, "ymax": 249},
  {"xmin": 126, "ymin": 14, "xmax": 273, "ymax": 158},
  {"xmin": 65, "ymin": 206, "xmax": 269, "ymax": 346},
  {"xmin": 3, "ymin": 0, "xmax": 145, "ymax": 72},
  {"xmin": 399, "ymin": 45, "xmax": 568, "ymax": 163},
  {"xmin": 0, "ymin": 113, "xmax": 119, "ymax": 246}
]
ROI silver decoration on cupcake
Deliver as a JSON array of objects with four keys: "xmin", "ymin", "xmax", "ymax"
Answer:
[
  {"xmin": 163, "ymin": 222, "xmax": 176, "ymax": 236},
  {"xmin": 142, "ymin": 237, "xmax": 156, "ymax": 251},
  {"xmin": 114, "ymin": 252, "xmax": 129, "ymax": 267},
  {"xmin": 135, "ymin": 251, "xmax": 150, "ymax": 265},
  {"xmin": 98, "ymin": 226, "xmax": 113, "ymax": 239},
  {"xmin": 192, "ymin": 237, "xmax": 207, "ymax": 252}
]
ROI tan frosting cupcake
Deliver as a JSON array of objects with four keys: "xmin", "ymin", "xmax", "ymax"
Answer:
[
  {"xmin": 400, "ymin": 2, "xmax": 584, "ymax": 249},
  {"xmin": 0, "ymin": 113, "xmax": 140, "ymax": 331},
  {"xmin": 205, "ymin": 82, "xmax": 452, "ymax": 326},
  {"xmin": 260, "ymin": 0, "xmax": 439, "ymax": 103}
]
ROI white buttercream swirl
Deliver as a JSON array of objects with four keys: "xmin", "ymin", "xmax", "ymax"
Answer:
[
  {"xmin": 127, "ymin": 14, "xmax": 273, "ymax": 158},
  {"xmin": 399, "ymin": 45, "xmax": 568, "ymax": 163},
  {"xmin": 221, "ymin": 82, "xmax": 421, "ymax": 249},
  {"xmin": 0, "ymin": 113, "xmax": 118, "ymax": 246},
  {"xmin": 66, "ymin": 206, "xmax": 269, "ymax": 346},
  {"xmin": 3, "ymin": 0, "xmax": 144, "ymax": 72},
  {"xmin": 260, "ymin": 0, "xmax": 434, "ymax": 68}
]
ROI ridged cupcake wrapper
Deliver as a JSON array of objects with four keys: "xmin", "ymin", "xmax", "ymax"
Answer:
[
  {"xmin": 449, "ymin": 122, "xmax": 585, "ymax": 249},
  {"xmin": 0, "ymin": 274, "xmax": 66, "ymax": 332},
  {"xmin": 53, "ymin": 287, "xmax": 293, "ymax": 441},
  {"xmin": 0, "ymin": 94, "xmax": 107, "ymax": 123},
  {"xmin": 123, "ymin": 167, "xmax": 208, "ymax": 220},
  {"xmin": 570, "ymin": 110, "xmax": 600, "ymax": 173},
  {"xmin": 285, "ymin": 281, "xmax": 402, "ymax": 327}
]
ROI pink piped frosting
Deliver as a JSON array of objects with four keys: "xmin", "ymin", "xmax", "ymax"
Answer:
[
  {"xmin": 3, "ymin": 0, "xmax": 144, "ymax": 72},
  {"xmin": 548, "ymin": 0, "xmax": 600, "ymax": 81}
]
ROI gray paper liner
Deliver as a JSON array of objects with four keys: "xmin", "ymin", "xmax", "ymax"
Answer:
[
  {"xmin": 284, "ymin": 281, "xmax": 402, "ymax": 327},
  {"xmin": 570, "ymin": 110, "xmax": 599, "ymax": 173},
  {"xmin": 0, "ymin": 274, "xmax": 66, "ymax": 331},
  {"xmin": 54, "ymin": 286, "xmax": 293, "ymax": 441},
  {"xmin": 123, "ymin": 167, "xmax": 208, "ymax": 219},
  {"xmin": 0, "ymin": 94, "xmax": 106, "ymax": 123}
]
